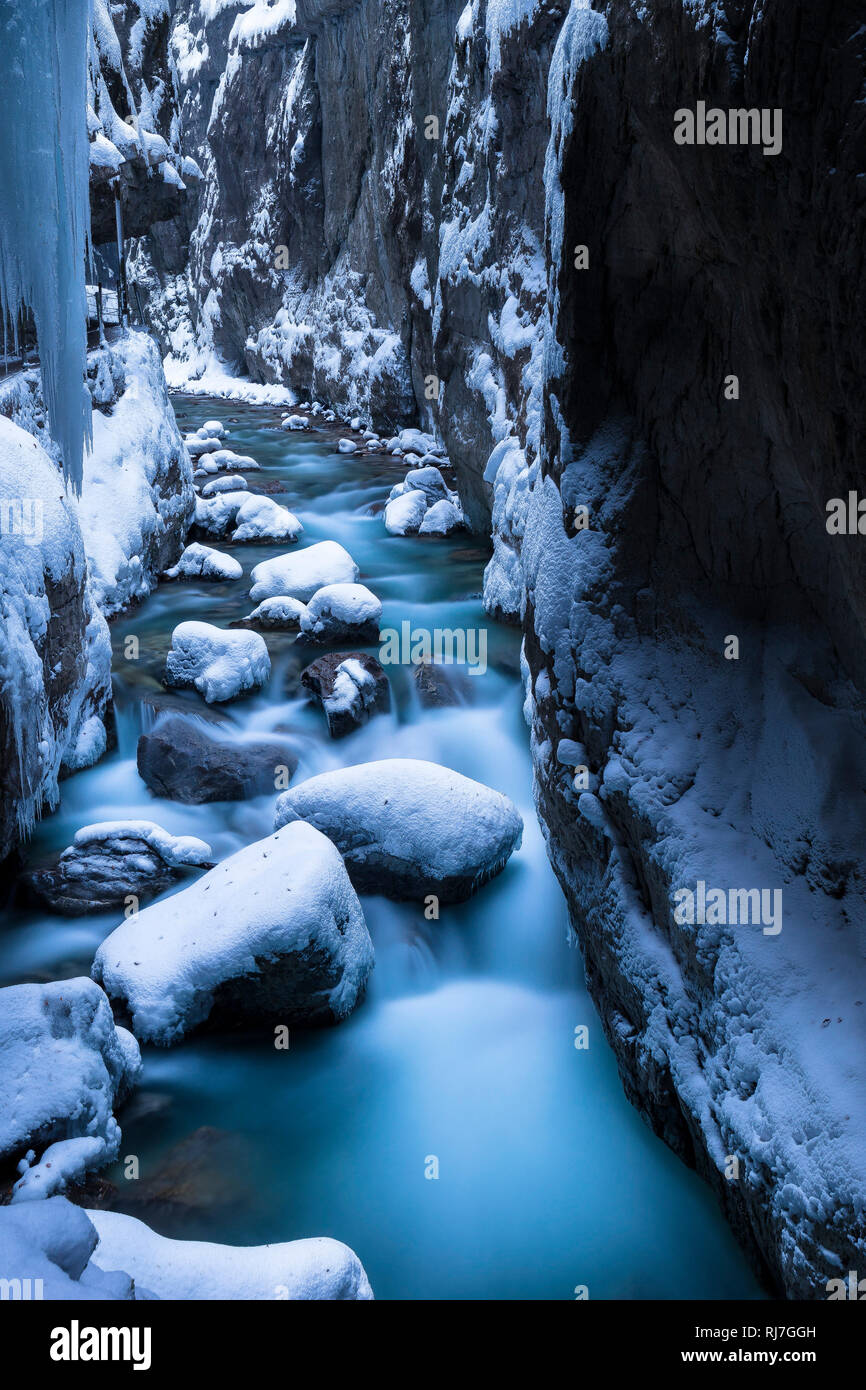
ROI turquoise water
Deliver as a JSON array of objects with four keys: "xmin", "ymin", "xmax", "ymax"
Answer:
[{"xmin": 1, "ymin": 396, "xmax": 764, "ymax": 1300}]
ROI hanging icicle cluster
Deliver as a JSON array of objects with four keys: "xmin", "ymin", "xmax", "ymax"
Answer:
[{"xmin": 0, "ymin": 0, "xmax": 93, "ymax": 491}]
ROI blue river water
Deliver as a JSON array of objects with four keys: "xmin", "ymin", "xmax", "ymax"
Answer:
[{"xmin": 0, "ymin": 395, "xmax": 764, "ymax": 1300}]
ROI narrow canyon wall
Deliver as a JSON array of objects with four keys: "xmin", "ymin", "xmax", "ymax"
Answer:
[{"xmin": 131, "ymin": 0, "xmax": 866, "ymax": 1296}]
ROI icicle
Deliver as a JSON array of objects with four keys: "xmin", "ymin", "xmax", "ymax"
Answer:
[{"xmin": 0, "ymin": 0, "xmax": 93, "ymax": 491}]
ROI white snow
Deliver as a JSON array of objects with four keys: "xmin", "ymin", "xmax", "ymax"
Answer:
[
  {"xmin": 384, "ymin": 489, "xmax": 427, "ymax": 536},
  {"xmin": 194, "ymin": 490, "xmax": 302, "ymax": 542},
  {"xmin": 249, "ymin": 540, "xmax": 359, "ymax": 603},
  {"xmin": 419, "ymin": 498, "xmax": 464, "ymax": 535},
  {"xmin": 300, "ymin": 583, "xmax": 382, "ymax": 638},
  {"xmin": 164, "ymin": 621, "xmax": 271, "ymax": 702},
  {"xmin": 337, "ymin": 438, "xmax": 358, "ymax": 454},
  {"xmin": 0, "ymin": 978, "xmax": 140, "ymax": 1189},
  {"xmin": 91, "ymin": 822, "xmax": 375, "ymax": 1044},
  {"xmin": 0, "ymin": 1198, "xmax": 134, "ymax": 1300},
  {"xmin": 70, "ymin": 821, "xmax": 213, "ymax": 868},
  {"xmin": 241, "ymin": 595, "xmax": 308, "ymax": 629},
  {"xmin": 200, "ymin": 474, "xmax": 248, "ymax": 496},
  {"xmin": 164, "ymin": 542, "xmax": 243, "ymax": 581},
  {"xmin": 274, "ymin": 759, "xmax": 523, "ymax": 899},
  {"xmin": 0, "ymin": 0, "xmax": 92, "ymax": 487},
  {"xmin": 88, "ymin": 1207, "xmax": 373, "ymax": 1299}
]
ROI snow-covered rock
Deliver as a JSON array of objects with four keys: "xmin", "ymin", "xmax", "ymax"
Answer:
[
  {"xmin": 198, "ymin": 420, "xmax": 227, "ymax": 438},
  {"xmin": 337, "ymin": 438, "xmax": 357, "ymax": 454},
  {"xmin": 0, "ymin": 978, "xmax": 140, "ymax": 1189},
  {"xmin": 200, "ymin": 474, "xmax": 248, "ymax": 497},
  {"xmin": 298, "ymin": 583, "xmax": 382, "ymax": 645},
  {"xmin": 164, "ymin": 621, "xmax": 270, "ymax": 703},
  {"xmin": 384, "ymin": 489, "xmax": 427, "ymax": 536},
  {"xmin": 91, "ymin": 823, "xmax": 374, "ymax": 1044},
  {"xmin": 274, "ymin": 759, "xmax": 523, "ymax": 901},
  {"xmin": 231, "ymin": 495, "xmax": 303, "ymax": 543},
  {"xmin": 0, "ymin": 1199, "xmax": 134, "ymax": 1300},
  {"xmin": 204, "ymin": 447, "xmax": 260, "ymax": 471},
  {"xmin": 402, "ymin": 465, "xmax": 450, "ymax": 505},
  {"xmin": 87, "ymin": 1208, "xmax": 373, "ymax": 1300},
  {"xmin": 163, "ymin": 543, "xmax": 243, "ymax": 582},
  {"xmin": 281, "ymin": 414, "xmax": 309, "ymax": 430},
  {"xmin": 301, "ymin": 653, "xmax": 390, "ymax": 738},
  {"xmin": 194, "ymin": 491, "xmax": 302, "ymax": 543},
  {"xmin": 419, "ymin": 498, "xmax": 464, "ymax": 535},
  {"xmin": 137, "ymin": 712, "xmax": 297, "ymax": 804},
  {"xmin": 234, "ymin": 596, "xmax": 308, "ymax": 631},
  {"xmin": 249, "ymin": 541, "xmax": 359, "ymax": 603},
  {"xmin": 23, "ymin": 820, "xmax": 213, "ymax": 916}
]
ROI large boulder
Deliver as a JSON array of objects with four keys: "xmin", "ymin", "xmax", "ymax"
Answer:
[
  {"xmin": 301, "ymin": 653, "xmax": 390, "ymax": 738},
  {"xmin": 249, "ymin": 541, "xmax": 359, "ymax": 603},
  {"xmin": 0, "ymin": 1199, "xmax": 135, "ymax": 1300},
  {"xmin": 418, "ymin": 499, "xmax": 464, "ymax": 536},
  {"xmin": 22, "ymin": 821, "xmax": 213, "ymax": 916},
  {"xmin": 274, "ymin": 759, "xmax": 523, "ymax": 901},
  {"xmin": 297, "ymin": 583, "xmax": 382, "ymax": 645},
  {"xmin": 164, "ymin": 622, "xmax": 270, "ymax": 703},
  {"xmin": 87, "ymin": 1208, "xmax": 374, "ymax": 1300},
  {"xmin": 0, "ymin": 979, "xmax": 140, "ymax": 1193},
  {"xmin": 91, "ymin": 823, "xmax": 375, "ymax": 1044},
  {"xmin": 137, "ymin": 713, "xmax": 297, "ymax": 804}
]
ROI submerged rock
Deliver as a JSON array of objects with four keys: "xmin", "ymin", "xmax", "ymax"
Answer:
[
  {"xmin": 301, "ymin": 652, "xmax": 390, "ymax": 738},
  {"xmin": 249, "ymin": 540, "xmax": 360, "ymax": 603},
  {"xmin": 297, "ymin": 583, "xmax": 383, "ymax": 645},
  {"xmin": 23, "ymin": 820, "xmax": 213, "ymax": 916},
  {"xmin": 164, "ymin": 621, "xmax": 270, "ymax": 703},
  {"xmin": 274, "ymin": 758, "xmax": 523, "ymax": 901},
  {"xmin": 91, "ymin": 822, "xmax": 374, "ymax": 1044},
  {"xmin": 137, "ymin": 712, "xmax": 296, "ymax": 803},
  {"xmin": 86, "ymin": 1207, "xmax": 374, "ymax": 1299}
]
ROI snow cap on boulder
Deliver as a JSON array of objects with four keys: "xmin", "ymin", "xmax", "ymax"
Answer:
[
  {"xmin": 274, "ymin": 759, "xmax": 522, "ymax": 901},
  {"xmin": 92, "ymin": 822, "xmax": 374, "ymax": 1045}
]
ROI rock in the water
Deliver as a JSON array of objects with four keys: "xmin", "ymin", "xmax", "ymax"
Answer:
[
  {"xmin": 86, "ymin": 1207, "xmax": 374, "ymax": 1299},
  {"xmin": 195, "ymin": 491, "xmax": 302, "ymax": 542},
  {"xmin": 163, "ymin": 543, "xmax": 243, "ymax": 582},
  {"xmin": 301, "ymin": 652, "xmax": 390, "ymax": 738},
  {"xmin": 200, "ymin": 474, "xmax": 248, "ymax": 497},
  {"xmin": 0, "ymin": 978, "xmax": 140, "ymax": 1191},
  {"xmin": 282, "ymin": 414, "xmax": 309, "ymax": 431},
  {"xmin": 23, "ymin": 821, "xmax": 213, "ymax": 916},
  {"xmin": 198, "ymin": 420, "xmax": 227, "ymax": 439},
  {"xmin": 164, "ymin": 622, "xmax": 270, "ymax": 703},
  {"xmin": 274, "ymin": 758, "xmax": 523, "ymax": 901},
  {"xmin": 297, "ymin": 583, "xmax": 382, "ymax": 645},
  {"xmin": 412, "ymin": 661, "xmax": 471, "ymax": 708},
  {"xmin": 337, "ymin": 438, "xmax": 357, "ymax": 453},
  {"xmin": 91, "ymin": 822, "xmax": 375, "ymax": 1044},
  {"xmin": 249, "ymin": 540, "xmax": 360, "ymax": 603},
  {"xmin": 419, "ymin": 498, "xmax": 464, "ymax": 535},
  {"xmin": 384, "ymin": 489, "xmax": 427, "ymax": 536},
  {"xmin": 137, "ymin": 712, "xmax": 297, "ymax": 803},
  {"xmin": 232, "ymin": 596, "xmax": 308, "ymax": 632},
  {"xmin": 185, "ymin": 434, "xmax": 222, "ymax": 458}
]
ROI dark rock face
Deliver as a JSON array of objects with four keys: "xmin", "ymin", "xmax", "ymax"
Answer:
[
  {"xmin": 301, "ymin": 651, "xmax": 390, "ymax": 737},
  {"xmin": 137, "ymin": 712, "xmax": 298, "ymax": 803},
  {"xmin": 522, "ymin": 0, "xmax": 866, "ymax": 1298}
]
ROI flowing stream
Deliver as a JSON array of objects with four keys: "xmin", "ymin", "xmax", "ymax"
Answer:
[{"xmin": 1, "ymin": 396, "xmax": 763, "ymax": 1300}]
